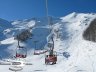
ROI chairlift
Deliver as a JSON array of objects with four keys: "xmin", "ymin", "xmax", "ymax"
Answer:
[
  {"xmin": 15, "ymin": 40, "xmax": 27, "ymax": 58},
  {"xmin": 16, "ymin": 47, "xmax": 27, "ymax": 58},
  {"xmin": 34, "ymin": 49, "xmax": 48, "ymax": 55},
  {"xmin": 45, "ymin": 28, "xmax": 57, "ymax": 65},
  {"xmin": 45, "ymin": 50, "xmax": 57, "ymax": 65},
  {"xmin": 33, "ymin": 40, "xmax": 48, "ymax": 55}
]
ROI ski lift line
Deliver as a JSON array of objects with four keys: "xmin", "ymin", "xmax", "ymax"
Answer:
[
  {"xmin": 17, "ymin": 40, "xmax": 20, "ymax": 47},
  {"xmin": 45, "ymin": 0, "xmax": 54, "ymax": 51},
  {"xmin": 45, "ymin": 0, "xmax": 52, "ymax": 31},
  {"xmin": 45, "ymin": 0, "xmax": 49, "ymax": 24}
]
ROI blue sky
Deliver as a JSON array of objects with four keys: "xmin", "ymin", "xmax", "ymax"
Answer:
[{"xmin": 0, "ymin": 0, "xmax": 96, "ymax": 21}]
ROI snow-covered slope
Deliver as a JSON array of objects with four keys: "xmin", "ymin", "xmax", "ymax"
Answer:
[
  {"xmin": 0, "ymin": 18, "xmax": 13, "ymax": 40},
  {"xmin": 52, "ymin": 13, "xmax": 96, "ymax": 72},
  {"xmin": 0, "ymin": 12, "xmax": 96, "ymax": 72},
  {"xmin": 0, "ymin": 18, "xmax": 14, "ymax": 58}
]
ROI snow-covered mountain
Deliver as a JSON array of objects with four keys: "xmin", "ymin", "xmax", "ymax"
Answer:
[
  {"xmin": 0, "ymin": 18, "xmax": 13, "ymax": 40},
  {"xmin": 0, "ymin": 12, "xmax": 96, "ymax": 72}
]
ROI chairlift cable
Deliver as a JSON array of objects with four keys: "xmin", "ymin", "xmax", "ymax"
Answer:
[
  {"xmin": 45, "ymin": 0, "xmax": 49, "ymax": 25},
  {"xmin": 45, "ymin": 0, "xmax": 52, "ymax": 32}
]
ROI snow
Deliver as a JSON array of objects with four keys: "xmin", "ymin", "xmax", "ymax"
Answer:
[
  {"xmin": 11, "ymin": 19, "xmax": 36, "ymax": 30},
  {"xmin": 1, "ymin": 37, "xmax": 16, "ymax": 45},
  {"xmin": 0, "ymin": 12, "xmax": 96, "ymax": 72},
  {"xmin": 27, "ymin": 20, "xmax": 35, "ymax": 28}
]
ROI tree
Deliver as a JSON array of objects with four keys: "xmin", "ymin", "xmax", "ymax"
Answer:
[{"xmin": 16, "ymin": 29, "xmax": 33, "ymax": 42}]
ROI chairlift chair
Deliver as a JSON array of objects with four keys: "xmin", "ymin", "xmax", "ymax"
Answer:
[
  {"xmin": 34, "ymin": 49, "xmax": 41, "ymax": 55},
  {"xmin": 16, "ymin": 46, "xmax": 27, "ymax": 58},
  {"xmin": 34, "ymin": 49, "xmax": 48, "ymax": 55},
  {"xmin": 45, "ymin": 50, "xmax": 57, "ymax": 65},
  {"xmin": 45, "ymin": 33, "xmax": 57, "ymax": 65}
]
